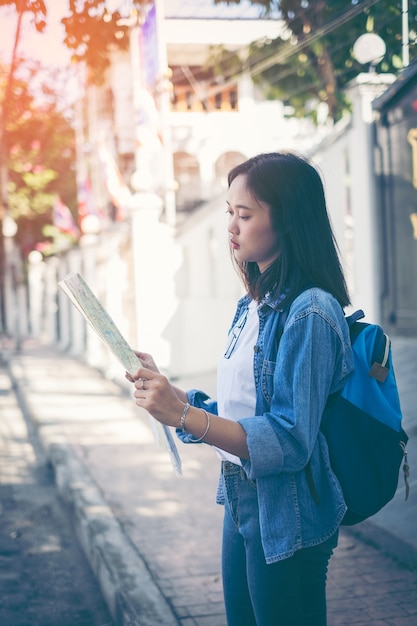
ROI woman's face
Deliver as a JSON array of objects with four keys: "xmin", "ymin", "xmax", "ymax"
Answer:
[{"xmin": 227, "ymin": 174, "xmax": 279, "ymax": 272}]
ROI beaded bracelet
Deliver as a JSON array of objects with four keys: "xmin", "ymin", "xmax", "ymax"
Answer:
[
  {"xmin": 180, "ymin": 402, "xmax": 191, "ymax": 432},
  {"xmin": 191, "ymin": 409, "xmax": 210, "ymax": 443}
]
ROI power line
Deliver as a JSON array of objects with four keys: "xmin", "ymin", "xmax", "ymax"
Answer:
[
  {"xmin": 170, "ymin": 0, "xmax": 383, "ymax": 100},
  {"xmin": 249, "ymin": 0, "xmax": 382, "ymax": 78},
  {"xmin": 259, "ymin": 6, "xmax": 416, "ymax": 101}
]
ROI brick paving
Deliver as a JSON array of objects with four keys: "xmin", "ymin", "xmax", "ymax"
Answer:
[{"xmin": 3, "ymin": 339, "xmax": 417, "ymax": 625}]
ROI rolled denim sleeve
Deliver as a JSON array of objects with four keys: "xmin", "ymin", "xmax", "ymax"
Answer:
[
  {"xmin": 239, "ymin": 307, "xmax": 344, "ymax": 480},
  {"xmin": 175, "ymin": 389, "xmax": 218, "ymax": 444}
]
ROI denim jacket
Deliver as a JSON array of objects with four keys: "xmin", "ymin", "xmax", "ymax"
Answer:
[{"xmin": 178, "ymin": 287, "xmax": 353, "ymax": 563}]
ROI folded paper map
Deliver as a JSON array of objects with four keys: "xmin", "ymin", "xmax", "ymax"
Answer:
[{"xmin": 58, "ymin": 271, "xmax": 182, "ymax": 476}]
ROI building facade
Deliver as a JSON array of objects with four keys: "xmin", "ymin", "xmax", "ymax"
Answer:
[
  {"xmin": 373, "ymin": 61, "xmax": 417, "ymax": 335},
  {"xmin": 21, "ymin": 6, "xmax": 417, "ymax": 386}
]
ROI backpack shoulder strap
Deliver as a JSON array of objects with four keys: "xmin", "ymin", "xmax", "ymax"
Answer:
[
  {"xmin": 346, "ymin": 309, "xmax": 365, "ymax": 325},
  {"xmin": 344, "ymin": 309, "xmax": 364, "ymax": 341}
]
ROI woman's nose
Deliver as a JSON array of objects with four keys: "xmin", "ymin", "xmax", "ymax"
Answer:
[{"xmin": 228, "ymin": 216, "xmax": 239, "ymax": 235}]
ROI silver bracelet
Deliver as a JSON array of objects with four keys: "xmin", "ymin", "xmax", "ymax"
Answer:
[
  {"xmin": 180, "ymin": 403, "xmax": 191, "ymax": 432},
  {"xmin": 191, "ymin": 409, "xmax": 210, "ymax": 443}
]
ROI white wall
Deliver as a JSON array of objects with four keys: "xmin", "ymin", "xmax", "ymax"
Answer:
[
  {"xmin": 165, "ymin": 195, "xmax": 243, "ymax": 380},
  {"xmin": 313, "ymin": 74, "xmax": 395, "ymax": 324}
]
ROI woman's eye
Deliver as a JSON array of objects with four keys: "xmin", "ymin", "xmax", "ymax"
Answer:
[{"xmin": 225, "ymin": 209, "xmax": 249, "ymax": 220}]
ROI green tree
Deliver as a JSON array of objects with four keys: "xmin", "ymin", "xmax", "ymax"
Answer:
[
  {"xmin": 1, "ymin": 1, "xmax": 148, "ymax": 84},
  {"xmin": 215, "ymin": 0, "xmax": 417, "ymax": 120},
  {"xmin": 1, "ymin": 58, "xmax": 77, "ymax": 257},
  {"xmin": 4, "ymin": 1, "xmax": 415, "ymax": 120},
  {"xmin": 62, "ymin": 0, "xmax": 150, "ymax": 84},
  {"xmin": 3, "ymin": 1, "xmax": 416, "ymax": 126},
  {"xmin": 0, "ymin": 0, "xmax": 46, "ymax": 31}
]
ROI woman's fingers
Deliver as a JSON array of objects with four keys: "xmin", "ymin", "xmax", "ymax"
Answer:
[{"xmin": 133, "ymin": 351, "xmax": 160, "ymax": 373}]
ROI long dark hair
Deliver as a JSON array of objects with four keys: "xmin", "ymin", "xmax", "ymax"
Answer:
[{"xmin": 228, "ymin": 152, "xmax": 350, "ymax": 309}]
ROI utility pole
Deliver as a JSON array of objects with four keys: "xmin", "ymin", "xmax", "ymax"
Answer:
[
  {"xmin": 402, "ymin": 0, "xmax": 410, "ymax": 68},
  {"xmin": 0, "ymin": 0, "xmax": 24, "ymax": 338}
]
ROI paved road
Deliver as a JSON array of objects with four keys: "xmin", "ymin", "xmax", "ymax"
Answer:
[
  {"xmin": 0, "ymin": 359, "xmax": 114, "ymax": 626},
  {"xmin": 3, "ymin": 340, "xmax": 417, "ymax": 625}
]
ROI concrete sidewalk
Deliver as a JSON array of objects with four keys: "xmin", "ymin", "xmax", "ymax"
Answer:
[{"xmin": 2, "ymin": 336, "xmax": 417, "ymax": 626}]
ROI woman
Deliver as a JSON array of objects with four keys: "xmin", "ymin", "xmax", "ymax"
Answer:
[{"xmin": 128, "ymin": 152, "xmax": 353, "ymax": 626}]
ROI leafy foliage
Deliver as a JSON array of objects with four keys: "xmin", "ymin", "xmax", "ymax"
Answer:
[
  {"xmin": 0, "ymin": 0, "xmax": 46, "ymax": 31},
  {"xmin": 6, "ymin": 1, "xmax": 415, "ymax": 119},
  {"xmin": 62, "ymin": 0, "xmax": 151, "ymax": 84},
  {"xmin": 215, "ymin": 0, "xmax": 417, "ymax": 120},
  {"xmin": 1, "ymin": 58, "xmax": 77, "ymax": 256}
]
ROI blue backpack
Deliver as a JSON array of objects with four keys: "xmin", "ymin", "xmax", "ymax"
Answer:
[{"xmin": 280, "ymin": 308, "xmax": 410, "ymax": 526}]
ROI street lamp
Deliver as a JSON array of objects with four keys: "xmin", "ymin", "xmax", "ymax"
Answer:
[
  {"xmin": 353, "ymin": 33, "xmax": 386, "ymax": 72},
  {"xmin": 402, "ymin": 0, "xmax": 410, "ymax": 68}
]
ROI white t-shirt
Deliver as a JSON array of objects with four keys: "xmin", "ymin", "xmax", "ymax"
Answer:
[{"xmin": 216, "ymin": 299, "xmax": 258, "ymax": 465}]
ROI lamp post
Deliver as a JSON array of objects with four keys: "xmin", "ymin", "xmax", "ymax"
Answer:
[
  {"xmin": 402, "ymin": 0, "xmax": 410, "ymax": 68},
  {"xmin": 352, "ymin": 33, "xmax": 386, "ymax": 73}
]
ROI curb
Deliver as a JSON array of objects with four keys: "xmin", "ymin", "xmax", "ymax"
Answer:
[
  {"xmin": 6, "ymin": 354, "xmax": 179, "ymax": 626},
  {"xmin": 345, "ymin": 519, "xmax": 417, "ymax": 573}
]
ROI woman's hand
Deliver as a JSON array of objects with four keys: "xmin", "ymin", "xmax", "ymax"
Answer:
[
  {"xmin": 130, "ymin": 367, "xmax": 250, "ymax": 459},
  {"xmin": 134, "ymin": 351, "xmax": 160, "ymax": 372},
  {"xmin": 132, "ymin": 367, "xmax": 184, "ymax": 428},
  {"xmin": 125, "ymin": 351, "xmax": 160, "ymax": 383},
  {"xmin": 126, "ymin": 352, "xmax": 189, "ymax": 404}
]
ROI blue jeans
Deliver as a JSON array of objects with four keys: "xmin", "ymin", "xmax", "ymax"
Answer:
[{"xmin": 221, "ymin": 461, "xmax": 338, "ymax": 626}]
